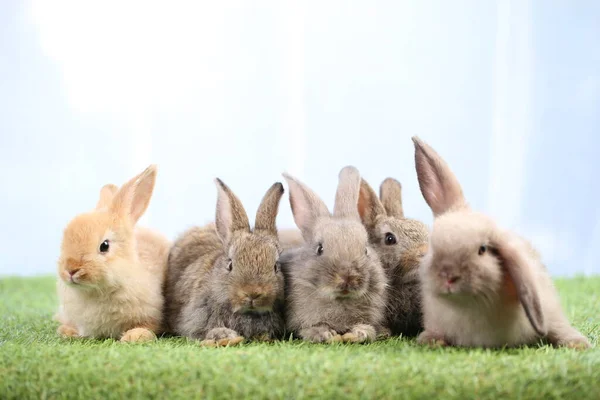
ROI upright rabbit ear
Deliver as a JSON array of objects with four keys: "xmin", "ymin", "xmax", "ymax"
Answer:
[
  {"xmin": 379, "ymin": 178, "xmax": 404, "ymax": 218},
  {"xmin": 215, "ymin": 179, "xmax": 251, "ymax": 246},
  {"xmin": 283, "ymin": 173, "xmax": 330, "ymax": 241},
  {"xmin": 333, "ymin": 166, "xmax": 361, "ymax": 220},
  {"xmin": 412, "ymin": 137, "xmax": 466, "ymax": 216},
  {"xmin": 111, "ymin": 165, "xmax": 157, "ymax": 225},
  {"xmin": 358, "ymin": 178, "xmax": 386, "ymax": 229},
  {"xmin": 96, "ymin": 184, "xmax": 118, "ymax": 210},
  {"xmin": 494, "ymin": 237, "xmax": 547, "ymax": 337},
  {"xmin": 255, "ymin": 182, "xmax": 285, "ymax": 238}
]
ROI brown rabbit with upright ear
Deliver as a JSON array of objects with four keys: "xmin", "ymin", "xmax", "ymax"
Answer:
[
  {"xmin": 163, "ymin": 180, "xmax": 286, "ymax": 345},
  {"xmin": 281, "ymin": 166, "xmax": 388, "ymax": 343},
  {"xmin": 358, "ymin": 178, "xmax": 428, "ymax": 336},
  {"xmin": 412, "ymin": 137, "xmax": 590, "ymax": 349}
]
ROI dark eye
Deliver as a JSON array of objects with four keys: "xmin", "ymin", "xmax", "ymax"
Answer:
[
  {"xmin": 227, "ymin": 260, "xmax": 233, "ymax": 272},
  {"xmin": 478, "ymin": 245, "xmax": 487, "ymax": 255},
  {"xmin": 316, "ymin": 243, "xmax": 324, "ymax": 256},
  {"xmin": 274, "ymin": 262, "xmax": 279, "ymax": 273},
  {"xmin": 365, "ymin": 248, "xmax": 368, "ymax": 256},
  {"xmin": 99, "ymin": 240, "xmax": 110, "ymax": 253},
  {"xmin": 385, "ymin": 233, "xmax": 397, "ymax": 246}
]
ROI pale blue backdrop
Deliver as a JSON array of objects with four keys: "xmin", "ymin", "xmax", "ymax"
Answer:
[{"xmin": 1, "ymin": 0, "xmax": 598, "ymax": 276}]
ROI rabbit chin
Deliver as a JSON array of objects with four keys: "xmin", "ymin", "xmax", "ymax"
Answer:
[{"xmin": 233, "ymin": 304, "xmax": 274, "ymax": 315}]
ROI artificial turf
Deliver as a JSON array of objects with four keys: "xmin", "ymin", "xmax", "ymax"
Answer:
[{"xmin": 1, "ymin": 275, "xmax": 599, "ymax": 399}]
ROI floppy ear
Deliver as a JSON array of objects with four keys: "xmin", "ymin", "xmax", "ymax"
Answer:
[
  {"xmin": 357, "ymin": 178, "xmax": 386, "ymax": 230},
  {"xmin": 215, "ymin": 178, "xmax": 251, "ymax": 246},
  {"xmin": 494, "ymin": 237, "xmax": 547, "ymax": 337},
  {"xmin": 283, "ymin": 173, "xmax": 330, "ymax": 241},
  {"xmin": 412, "ymin": 137, "xmax": 466, "ymax": 216},
  {"xmin": 111, "ymin": 165, "xmax": 157, "ymax": 225},
  {"xmin": 379, "ymin": 178, "xmax": 404, "ymax": 218},
  {"xmin": 96, "ymin": 184, "xmax": 118, "ymax": 210},
  {"xmin": 254, "ymin": 182, "xmax": 285, "ymax": 238},
  {"xmin": 333, "ymin": 166, "xmax": 361, "ymax": 220}
]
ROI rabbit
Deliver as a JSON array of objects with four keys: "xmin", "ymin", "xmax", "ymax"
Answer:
[
  {"xmin": 56, "ymin": 165, "xmax": 171, "ymax": 343},
  {"xmin": 357, "ymin": 177, "xmax": 429, "ymax": 337},
  {"xmin": 281, "ymin": 166, "xmax": 388, "ymax": 343},
  {"xmin": 411, "ymin": 137, "xmax": 591, "ymax": 349},
  {"xmin": 163, "ymin": 179, "xmax": 286, "ymax": 346}
]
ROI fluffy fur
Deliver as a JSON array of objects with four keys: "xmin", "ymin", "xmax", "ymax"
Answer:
[
  {"xmin": 278, "ymin": 228, "xmax": 304, "ymax": 250},
  {"xmin": 412, "ymin": 137, "xmax": 590, "ymax": 349},
  {"xmin": 281, "ymin": 166, "xmax": 388, "ymax": 343},
  {"xmin": 358, "ymin": 178, "xmax": 429, "ymax": 336},
  {"xmin": 56, "ymin": 166, "xmax": 171, "ymax": 342},
  {"xmin": 163, "ymin": 181, "xmax": 286, "ymax": 346}
]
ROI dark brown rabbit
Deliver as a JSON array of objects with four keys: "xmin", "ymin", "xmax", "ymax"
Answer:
[
  {"xmin": 163, "ymin": 180, "xmax": 286, "ymax": 346},
  {"xmin": 281, "ymin": 166, "xmax": 388, "ymax": 343},
  {"xmin": 358, "ymin": 178, "xmax": 428, "ymax": 336}
]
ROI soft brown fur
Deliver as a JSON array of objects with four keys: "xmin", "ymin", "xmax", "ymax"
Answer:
[
  {"xmin": 358, "ymin": 178, "xmax": 429, "ymax": 336},
  {"xmin": 56, "ymin": 166, "xmax": 171, "ymax": 342},
  {"xmin": 163, "ymin": 181, "xmax": 286, "ymax": 346},
  {"xmin": 281, "ymin": 167, "xmax": 388, "ymax": 343},
  {"xmin": 412, "ymin": 137, "xmax": 590, "ymax": 349}
]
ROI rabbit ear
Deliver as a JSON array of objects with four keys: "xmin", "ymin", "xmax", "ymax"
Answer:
[
  {"xmin": 494, "ymin": 237, "xmax": 547, "ymax": 337},
  {"xmin": 358, "ymin": 178, "xmax": 386, "ymax": 229},
  {"xmin": 254, "ymin": 182, "xmax": 285, "ymax": 238},
  {"xmin": 379, "ymin": 178, "xmax": 404, "ymax": 218},
  {"xmin": 283, "ymin": 173, "xmax": 330, "ymax": 240},
  {"xmin": 215, "ymin": 178, "xmax": 251, "ymax": 245},
  {"xmin": 96, "ymin": 184, "xmax": 118, "ymax": 210},
  {"xmin": 333, "ymin": 166, "xmax": 361, "ymax": 220},
  {"xmin": 111, "ymin": 165, "xmax": 157, "ymax": 225},
  {"xmin": 412, "ymin": 137, "xmax": 466, "ymax": 216}
]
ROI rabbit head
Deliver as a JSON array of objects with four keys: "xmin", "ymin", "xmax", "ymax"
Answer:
[
  {"xmin": 412, "ymin": 137, "xmax": 545, "ymax": 336},
  {"xmin": 211, "ymin": 179, "xmax": 285, "ymax": 314},
  {"xmin": 58, "ymin": 166, "xmax": 157, "ymax": 289},
  {"xmin": 358, "ymin": 177, "xmax": 428, "ymax": 270},
  {"xmin": 284, "ymin": 166, "xmax": 381, "ymax": 300}
]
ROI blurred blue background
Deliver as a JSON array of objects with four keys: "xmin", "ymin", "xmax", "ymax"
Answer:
[{"xmin": 0, "ymin": 1, "xmax": 598, "ymax": 276}]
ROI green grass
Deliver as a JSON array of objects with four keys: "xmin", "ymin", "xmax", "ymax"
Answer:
[{"xmin": 1, "ymin": 276, "xmax": 599, "ymax": 400}]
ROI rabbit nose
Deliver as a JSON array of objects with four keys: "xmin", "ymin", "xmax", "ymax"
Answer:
[
  {"xmin": 68, "ymin": 269, "xmax": 80, "ymax": 277},
  {"xmin": 439, "ymin": 269, "xmax": 460, "ymax": 284},
  {"xmin": 248, "ymin": 292, "xmax": 262, "ymax": 300}
]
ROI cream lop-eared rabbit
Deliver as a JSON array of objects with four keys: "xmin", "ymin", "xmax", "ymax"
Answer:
[
  {"xmin": 412, "ymin": 137, "xmax": 590, "ymax": 349},
  {"xmin": 358, "ymin": 178, "xmax": 429, "ymax": 336},
  {"xmin": 56, "ymin": 165, "xmax": 170, "ymax": 342},
  {"xmin": 281, "ymin": 166, "xmax": 388, "ymax": 343}
]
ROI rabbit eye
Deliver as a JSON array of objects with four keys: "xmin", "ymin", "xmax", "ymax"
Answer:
[
  {"xmin": 384, "ymin": 233, "xmax": 397, "ymax": 246},
  {"xmin": 274, "ymin": 262, "xmax": 279, "ymax": 273},
  {"xmin": 227, "ymin": 260, "xmax": 233, "ymax": 272},
  {"xmin": 478, "ymin": 245, "xmax": 487, "ymax": 255},
  {"xmin": 316, "ymin": 243, "xmax": 324, "ymax": 256},
  {"xmin": 99, "ymin": 240, "xmax": 110, "ymax": 253}
]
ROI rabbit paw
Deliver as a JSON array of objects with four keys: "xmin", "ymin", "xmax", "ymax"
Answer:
[
  {"xmin": 342, "ymin": 324, "xmax": 376, "ymax": 343},
  {"xmin": 120, "ymin": 327, "xmax": 156, "ymax": 343},
  {"xmin": 417, "ymin": 330, "xmax": 447, "ymax": 347},
  {"xmin": 202, "ymin": 327, "xmax": 244, "ymax": 347},
  {"xmin": 300, "ymin": 326, "xmax": 343, "ymax": 343},
  {"xmin": 57, "ymin": 324, "xmax": 79, "ymax": 338},
  {"xmin": 557, "ymin": 335, "xmax": 591, "ymax": 350}
]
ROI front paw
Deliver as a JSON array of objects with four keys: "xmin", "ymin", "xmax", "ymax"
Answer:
[
  {"xmin": 57, "ymin": 324, "xmax": 79, "ymax": 338},
  {"xmin": 556, "ymin": 335, "xmax": 591, "ymax": 350},
  {"xmin": 202, "ymin": 327, "xmax": 244, "ymax": 347},
  {"xmin": 120, "ymin": 327, "xmax": 156, "ymax": 343},
  {"xmin": 417, "ymin": 330, "xmax": 447, "ymax": 347},
  {"xmin": 300, "ymin": 326, "xmax": 343, "ymax": 343},
  {"xmin": 342, "ymin": 324, "xmax": 376, "ymax": 343}
]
